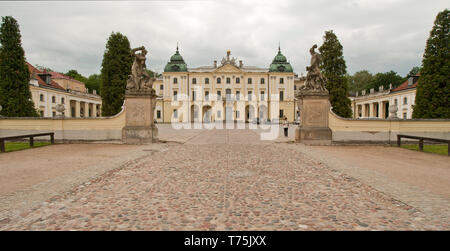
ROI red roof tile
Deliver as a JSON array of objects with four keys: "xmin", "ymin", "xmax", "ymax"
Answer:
[
  {"xmin": 49, "ymin": 71, "xmax": 85, "ymax": 85},
  {"xmin": 392, "ymin": 75, "xmax": 419, "ymax": 92},
  {"xmin": 26, "ymin": 62, "xmax": 65, "ymax": 90}
]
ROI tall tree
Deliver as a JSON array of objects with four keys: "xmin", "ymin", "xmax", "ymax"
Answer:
[
  {"xmin": 413, "ymin": 9, "xmax": 450, "ymax": 119},
  {"xmin": 406, "ymin": 66, "xmax": 421, "ymax": 77},
  {"xmin": 319, "ymin": 30, "xmax": 352, "ymax": 118},
  {"xmin": 86, "ymin": 74, "xmax": 102, "ymax": 94},
  {"xmin": 0, "ymin": 16, "xmax": 37, "ymax": 117},
  {"xmin": 100, "ymin": 32, "xmax": 132, "ymax": 116},
  {"xmin": 368, "ymin": 71, "xmax": 404, "ymax": 91},
  {"xmin": 347, "ymin": 70, "xmax": 373, "ymax": 93}
]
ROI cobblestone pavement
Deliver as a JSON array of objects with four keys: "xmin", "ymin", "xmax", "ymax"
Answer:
[{"xmin": 0, "ymin": 129, "xmax": 448, "ymax": 230}]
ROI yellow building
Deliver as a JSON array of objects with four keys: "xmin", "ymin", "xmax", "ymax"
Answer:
[
  {"xmin": 27, "ymin": 63, "xmax": 102, "ymax": 118},
  {"xmin": 350, "ymin": 75, "xmax": 419, "ymax": 119},
  {"xmin": 153, "ymin": 47, "xmax": 297, "ymax": 123}
]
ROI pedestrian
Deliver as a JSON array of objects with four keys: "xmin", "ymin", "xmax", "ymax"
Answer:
[{"xmin": 283, "ymin": 117, "xmax": 289, "ymax": 137}]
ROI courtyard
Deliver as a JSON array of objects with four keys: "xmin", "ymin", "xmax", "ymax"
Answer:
[{"xmin": 0, "ymin": 127, "xmax": 448, "ymax": 230}]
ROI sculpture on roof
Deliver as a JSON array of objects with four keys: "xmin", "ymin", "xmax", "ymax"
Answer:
[
  {"xmin": 300, "ymin": 44, "xmax": 327, "ymax": 92},
  {"xmin": 126, "ymin": 46, "xmax": 155, "ymax": 91},
  {"xmin": 221, "ymin": 50, "xmax": 237, "ymax": 66}
]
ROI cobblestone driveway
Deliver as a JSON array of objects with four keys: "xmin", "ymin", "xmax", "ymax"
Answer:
[{"xmin": 0, "ymin": 129, "xmax": 447, "ymax": 230}]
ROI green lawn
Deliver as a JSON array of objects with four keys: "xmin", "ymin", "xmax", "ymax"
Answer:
[
  {"xmin": 2, "ymin": 141, "xmax": 52, "ymax": 153},
  {"xmin": 401, "ymin": 144, "xmax": 448, "ymax": 156}
]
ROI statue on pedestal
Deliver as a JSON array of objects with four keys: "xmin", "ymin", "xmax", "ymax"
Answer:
[
  {"xmin": 126, "ymin": 46, "xmax": 155, "ymax": 91},
  {"xmin": 300, "ymin": 44, "xmax": 328, "ymax": 93}
]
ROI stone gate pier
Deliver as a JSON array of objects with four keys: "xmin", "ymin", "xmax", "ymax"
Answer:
[{"xmin": 122, "ymin": 90, "xmax": 158, "ymax": 144}]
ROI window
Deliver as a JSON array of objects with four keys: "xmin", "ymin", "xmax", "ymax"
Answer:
[
  {"xmin": 40, "ymin": 94, "xmax": 44, "ymax": 102},
  {"xmin": 236, "ymin": 111, "xmax": 240, "ymax": 118},
  {"xmin": 403, "ymin": 97, "xmax": 407, "ymax": 105},
  {"xmin": 236, "ymin": 91, "xmax": 240, "ymax": 101},
  {"xmin": 280, "ymin": 91, "xmax": 284, "ymax": 101},
  {"xmin": 61, "ymin": 97, "xmax": 65, "ymax": 104},
  {"xmin": 192, "ymin": 78, "xmax": 197, "ymax": 84},
  {"xmin": 294, "ymin": 85, "xmax": 297, "ymax": 90},
  {"xmin": 173, "ymin": 77, "xmax": 178, "ymax": 84},
  {"xmin": 157, "ymin": 110, "xmax": 161, "ymax": 119},
  {"xmin": 226, "ymin": 89, "xmax": 231, "ymax": 100},
  {"xmin": 52, "ymin": 96, "xmax": 56, "ymax": 103},
  {"xmin": 260, "ymin": 91, "xmax": 265, "ymax": 101},
  {"xmin": 403, "ymin": 113, "xmax": 407, "ymax": 119},
  {"xmin": 226, "ymin": 77, "xmax": 231, "ymax": 84},
  {"xmin": 192, "ymin": 91, "xmax": 196, "ymax": 101},
  {"xmin": 280, "ymin": 78, "xmax": 284, "ymax": 84},
  {"xmin": 173, "ymin": 91, "xmax": 178, "ymax": 101},
  {"xmin": 40, "ymin": 111, "xmax": 44, "ymax": 117},
  {"xmin": 205, "ymin": 91, "xmax": 209, "ymax": 101},
  {"xmin": 52, "ymin": 111, "xmax": 56, "ymax": 117},
  {"xmin": 261, "ymin": 78, "xmax": 265, "ymax": 84},
  {"xmin": 173, "ymin": 109, "xmax": 178, "ymax": 118},
  {"xmin": 160, "ymin": 85, "xmax": 163, "ymax": 90},
  {"xmin": 394, "ymin": 99, "xmax": 398, "ymax": 105},
  {"xmin": 248, "ymin": 78, "xmax": 252, "ymax": 84},
  {"xmin": 217, "ymin": 78, "xmax": 221, "ymax": 84},
  {"xmin": 217, "ymin": 91, "xmax": 221, "ymax": 100},
  {"xmin": 217, "ymin": 110, "xmax": 221, "ymax": 118},
  {"xmin": 279, "ymin": 109, "xmax": 284, "ymax": 118},
  {"xmin": 248, "ymin": 91, "xmax": 252, "ymax": 101},
  {"xmin": 205, "ymin": 78, "xmax": 209, "ymax": 84},
  {"xmin": 236, "ymin": 77, "xmax": 240, "ymax": 84}
]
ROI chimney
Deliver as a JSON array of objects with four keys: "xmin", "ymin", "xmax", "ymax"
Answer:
[
  {"xmin": 239, "ymin": 60, "xmax": 243, "ymax": 68},
  {"xmin": 214, "ymin": 60, "xmax": 217, "ymax": 68}
]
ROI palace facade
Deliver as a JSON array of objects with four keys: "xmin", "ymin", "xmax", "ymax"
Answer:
[
  {"xmin": 153, "ymin": 47, "xmax": 303, "ymax": 123},
  {"xmin": 350, "ymin": 75, "xmax": 419, "ymax": 119},
  {"xmin": 27, "ymin": 63, "xmax": 102, "ymax": 118}
]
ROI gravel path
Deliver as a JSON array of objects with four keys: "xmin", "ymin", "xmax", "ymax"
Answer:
[{"xmin": 0, "ymin": 129, "xmax": 447, "ymax": 230}]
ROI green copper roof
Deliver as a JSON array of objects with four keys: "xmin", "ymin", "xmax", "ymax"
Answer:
[
  {"xmin": 269, "ymin": 46, "xmax": 293, "ymax": 72},
  {"xmin": 164, "ymin": 46, "xmax": 188, "ymax": 72}
]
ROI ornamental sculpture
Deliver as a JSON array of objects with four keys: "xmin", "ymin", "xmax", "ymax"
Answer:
[
  {"xmin": 126, "ymin": 46, "xmax": 155, "ymax": 91},
  {"xmin": 300, "ymin": 44, "xmax": 328, "ymax": 92},
  {"xmin": 221, "ymin": 50, "xmax": 237, "ymax": 66}
]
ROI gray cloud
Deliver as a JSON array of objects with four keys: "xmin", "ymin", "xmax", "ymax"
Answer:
[{"xmin": 0, "ymin": 0, "xmax": 447, "ymax": 77}]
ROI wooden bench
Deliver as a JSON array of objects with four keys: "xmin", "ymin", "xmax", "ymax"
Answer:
[
  {"xmin": 0, "ymin": 132, "xmax": 55, "ymax": 152},
  {"xmin": 397, "ymin": 134, "xmax": 450, "ymax": 156}
]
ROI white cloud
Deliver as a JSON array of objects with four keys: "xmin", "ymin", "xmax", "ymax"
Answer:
[{"xmin": 0, "ymin": 0, "xmax": 447, "ymax": 76}]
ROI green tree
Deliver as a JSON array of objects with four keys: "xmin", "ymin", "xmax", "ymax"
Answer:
[
  {"xmin": 413, "ymin": 9, "xmax": 450, "ymax": 119},
  {"xmin": 367, "ymin": 71, "xmax": 404, "ymax": 91},
  {"xmin": 86, "ymin": 74, "xmax": 102, "ymax": 94},
  {"xmin": 406, "ymin": 66, "xmax": 421, "ymax": 77},
  {"xmin": 0, "ymin": 16, "xmax": 37, "ymax": 117},
  {"xmin": 347, "ymin": 70, "xmax": 373, "ymax": 93},
  {"xmin": 319, "ymin": 30, "xmax": 352, "ymax": 118},
  {"xmin": 100, "ymin": 32, "xmax": 132, "ymax": 116}
]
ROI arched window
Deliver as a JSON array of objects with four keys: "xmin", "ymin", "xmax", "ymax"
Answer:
[
  {"xmin": 173, "ymin": 77, "xmax": 178, "ymax": 84},
  {"xmin": 261, "ymin": 78, "xmax": 265, "ymax": 84},
  {"xmin": 217, "ymin": 78, "xmax": 221, "ymax": 84},
  {"xmin": 205, "ymin": 78, "xmax": 209, "ymax": 84},
  {"xmin": 192, "ymin": 78, "xmax": 197, "ymax": 84},
  {"xmin": 403, "ymin": 97, "xmax": 408, "ymax": 105},
  {"xmin": 40, "ymin": 94, "xmax": 44, "ymax": 102},
  {"xmin": 226, "ymin": 77, "xmax": 231, "ymax": 84},
  {"xmin": 236, "ymin": 77, "xmax": 240, "ymax": 84}
]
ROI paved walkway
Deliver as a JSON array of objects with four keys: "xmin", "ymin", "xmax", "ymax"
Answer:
[{"xmin": 0, "ymin": 129, "xmax": 448, "ymax": 230}]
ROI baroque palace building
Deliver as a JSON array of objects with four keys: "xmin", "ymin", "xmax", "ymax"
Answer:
[
  {"xmin": 153, "ymin": 46, "xmax": 303, "ymax": 123},
  {"xmin": 27, "ymin": 62, "xmax": 102, "ymax": 118}
]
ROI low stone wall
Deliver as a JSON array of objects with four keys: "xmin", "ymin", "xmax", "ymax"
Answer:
[
  {"xmin": 0, "ymin": 109, "xmax": 125, "ymax": 142},
  {"xmin": 329, "ymin": 111, "xmax": 450, "ymax": 144}
]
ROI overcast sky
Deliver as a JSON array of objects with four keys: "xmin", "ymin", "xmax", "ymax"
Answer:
[{"xmin": 0, "ymin": 0, "xmax": 448, "ymax": 77}]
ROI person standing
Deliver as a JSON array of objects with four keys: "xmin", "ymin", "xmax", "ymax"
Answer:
[{"xmin": 283, "ymin": 117, "xmax": 289, "ymax": 137}]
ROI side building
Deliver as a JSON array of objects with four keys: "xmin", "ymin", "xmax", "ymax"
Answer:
[
  {"xmin": 153, "ymin": 47, "xmax": 297, "ymax": 123},
  {"xmin": 27, "ymin": 62, "xmax": 102, "ymax": 118},
  {"xmin": 350, "ymin": 75, "xmax": 419, "ymax": 119}
]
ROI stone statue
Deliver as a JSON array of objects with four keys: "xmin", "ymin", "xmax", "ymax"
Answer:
[
  {"xmin": 127, "ymin": 46, "xmax": 155, "ymax": 91},
  {"xmin": 300, "ymin": 44, "xmax": 327, "ymax": 92}
]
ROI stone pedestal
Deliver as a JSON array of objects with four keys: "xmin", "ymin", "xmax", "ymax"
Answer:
[
  {"xmin": 295, "ymin": 90, "xmax": 332, "ymax": 145},
  {"xmin": 122, "ymin": 90, "xmax": 158, "ymax": 144}
]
